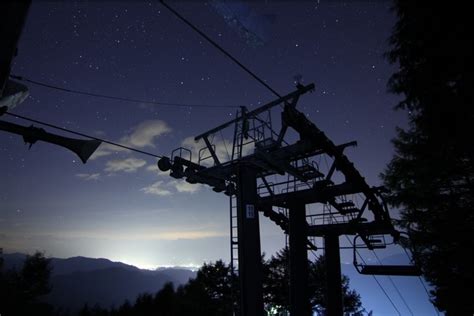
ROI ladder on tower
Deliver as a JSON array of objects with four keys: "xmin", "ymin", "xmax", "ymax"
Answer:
[
  {"xmin": 229, "ymin": 106, "xmax": 259, "ymax": 276},
  {"xmin": 228, "ymin": 108, "xmax": 244, "ymax": 316},
  {"xmin": 229, "ymin": 193, "xmax": 239, "ymax": 315},
  {"xmin": 228, "ymin": 107, "xmax": 274, "ymax": 315},
  {"xmin": 230, "ymin": 194, "xmax": 239, "ymax": 275}
]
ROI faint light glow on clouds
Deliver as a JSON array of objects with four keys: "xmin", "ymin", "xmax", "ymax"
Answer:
[
  {"xmin": 157, "ymin": 230, "xmax": 225, "ymax": 240},
  {"xmin": 4, "ymin": 228, "xmax": 226, "ymax": 242},
  {"xmin": 171, "ymin": 180, "xmax": 202, "ymax": 193},
  {"xmin": 141, "ymin": 180, "xmax": 172, "ymax": 196},
  {"xmin": 91, "ymin": 119, "xmax": 171, "ymax": 160},
  {"xmin": 1, "ymin": 226, "xmax": 227, "ymax": 270},
  {"xmin": 181, "ymin": 136, "xmax": 234, "ymax": 165},
  {"xmin": 121, "ymin": 119, "xmax": 171, "ymax": 148},
  {"xmin": 89, "ymin": 146, "xmax": 116, "ymax": 159},
  {"xmin": 75, "ymin": 173, "xmax": 101, "ymax": 181},
  {"xmin": 141, "ymin": 179, "xmax": 203, "ymax": 195},
  {"xmin": 145, "ymin": 164, "xmax": 169, "ymax": 177},
  {"xmin": 105, "ymin": 157, "xmax": 147, "ymax": 173},
  {"xmin": 145, "ymin": 164, "xmax": 159, "ymax": 172}
]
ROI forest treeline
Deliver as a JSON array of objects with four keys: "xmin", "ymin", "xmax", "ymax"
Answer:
[
  {"xmin": 382, "ymin": 1, "xmax": 473, "ymax": 315},
  {"xmin": 0, "ymin": 249, "xmax": 366, "ymax": 316},
  {"xmin": 0, "ymin": 251, "xmax": 54, "ymax": 316}
]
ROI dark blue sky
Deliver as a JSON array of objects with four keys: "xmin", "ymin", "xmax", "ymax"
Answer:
[{"xmin": 1, "ymin": 1, "xmax": 438, "ymax": 314}]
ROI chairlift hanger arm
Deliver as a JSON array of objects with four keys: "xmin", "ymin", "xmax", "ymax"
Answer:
[{"xmin": 202, "ymin": 135, "xmax": 221, "ymax": 165}]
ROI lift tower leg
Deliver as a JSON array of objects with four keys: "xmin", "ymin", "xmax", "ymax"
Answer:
[
  {"xmin": 325, "ymin": 234, "xmax": 343, "ymax": 316},
  {"xmin": 236, "ymin": 166, "xmax": 264, "ymax": 316},
  {"xmin": 289, "ymin": 203, "xmax": 311, "ymax": 316}
]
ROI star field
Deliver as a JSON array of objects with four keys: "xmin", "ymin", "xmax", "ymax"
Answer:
[{"xmin": 0, "ymin": 1, "xmax": 435, "ymax": 314}]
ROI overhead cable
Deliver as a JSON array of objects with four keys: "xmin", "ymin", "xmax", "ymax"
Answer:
[
  {"xmin": 160, "ymin": 0, "xmax": 282, "ymax": 99},
  {"xmin": 372, "ymin": 251, "xmax": 414, "ymax": 315},
  {"xmin": 9, "ymin": 74, "xmax": 240, "ymax": 109},
  {"xmin": 4, "ymin": 111, "xmax": 164, "ymax": 159},
  {"xmin": 402, "ymin": 247, "xmax": 440, "ymax": 316},
  {"xmin": 340, "ymin": 232, "xmax": 402, "ymax": 315}
]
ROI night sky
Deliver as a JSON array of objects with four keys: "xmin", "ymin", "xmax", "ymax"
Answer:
[{"xmin": 1, "ymin": 1, "xmax": 438, "ymax": 314}]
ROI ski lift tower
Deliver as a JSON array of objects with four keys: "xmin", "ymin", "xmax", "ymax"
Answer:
[
  {"xmin": 158, "ymin": 83, "xmax": 314, "ymax": 315},
  {"xmin": 158, "ymin": 82, "xmax": 419, "ymax": 316}
]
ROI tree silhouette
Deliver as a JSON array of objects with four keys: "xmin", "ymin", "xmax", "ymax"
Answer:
[
  {"xmin": 263, "ymin": 248, "xmax": 364, "ymax": 315},
  {"xmin": 383, "ymin": 1, "xmax": 474, "ymax": 314},
  {"xmin": 74, "ymin": 253, "xmax": 363, "ymax": 315},
  {"xmin": 175, "ymin": 260, "xmax": 233, "ymax": 316},
  {"xmin": 153, "ymin": 282, "xmax": 177, "ymax": 315},
  {"xmin": 0, "ymin": 251, "xmax": 54, "ymax": 316}
]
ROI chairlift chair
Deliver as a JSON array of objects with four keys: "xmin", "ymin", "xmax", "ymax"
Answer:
[{"xmin": 352, "ymin": 234, "xmax": 422, "ymax": 276}]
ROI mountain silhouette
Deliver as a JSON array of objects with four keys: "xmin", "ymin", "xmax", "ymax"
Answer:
[
  {"xmin": 2, "ymin": 253, "xmax": 196, "ymax": 312},
  {"xmin": 3, "ymin": 252, "xmax": 435, "ymax": 314},
  {"xmin": 50, "ymin": 256, "xmax": 140, "ymax": 276}
]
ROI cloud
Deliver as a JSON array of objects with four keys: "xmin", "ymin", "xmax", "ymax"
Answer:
[
  {"xmin": 181, "ymin": 136, "xmax": 234, "ymax": 166},
  {"xmin": 121, "ymin": 119, "xmax": 171, "ymax": 148},
  {"xmin": 141, "ymin": 179, "xmax": 202, "ymax": 196},
  {"xmin": 141, "ymin": 181, "xmax": 172, "ymax": 196},
  {"xmin": 105, "ymin": 158, "xmax": 146, "ymax": 173},
  {"xmin": 90, "ymin": 120, "xmax": 171, "ymax": 160},
  {"xmin": 90, "ymin": 143, "xmax": 128, "ymax": 160},
  {"xmin": 76, "ymin": 173, "xmax": 101, "ymax": 181},
  {"xmin": 171, "ymin": 180, "xmax": 202, "ymax": 194},
  {"xmin": 25, "ymin": 228, "xmax": 226, "ymax": 241},
  {"xmin": 156, "ymin": 230, "xmax": 226, "ymax": 240},
  {"xmin": 146, "ymin": 164, "xmax": 158, "ymax": 172},
  {"xmin": 145, "ymin": 163, "xmax": 168, "ymax": 176}
]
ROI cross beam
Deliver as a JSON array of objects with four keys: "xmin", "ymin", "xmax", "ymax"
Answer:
[{"xmin": 194, "ymin": 83, "xmax": 314, "ymax": 141}]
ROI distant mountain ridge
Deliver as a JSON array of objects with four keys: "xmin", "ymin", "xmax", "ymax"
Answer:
[
  {"xmin": 2, "ymin": 253, "xmax": 196, "ymax": 312},
  {"xmin": 50, "ymin": 256, "xmax": 139, "ymax": 276},
  {"xmin": 3, "ymin": 252, "xmax": 435, "ymax": 315}
]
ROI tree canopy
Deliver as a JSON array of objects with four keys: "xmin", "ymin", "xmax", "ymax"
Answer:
[
  {"xmin": 263, "ymin": 248, "xmax": 364, "ymax": 315},
  {"xmin": 383, "ymin": 1, "xmax": 473, "ymax": 314},
  {"xmin": 79, "ymin": 260, "xmax": 234, "ymax": 316},
  {"xmin": 78, "ymin": 251, "xmax": 364, "ymax": 316},
  {"xmin": 0, "ymin": 251, "xmax": 54, "ymax": 316}
]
